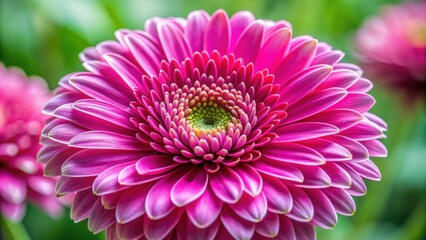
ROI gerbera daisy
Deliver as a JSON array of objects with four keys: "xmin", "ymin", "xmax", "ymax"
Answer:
[{"xmin": 40, "ymin": 10, "xmax": 387, "ymax": 239}]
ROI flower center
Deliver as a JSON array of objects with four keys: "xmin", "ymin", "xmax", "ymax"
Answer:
[{"xmin": 186, "ymin": 103, "xmax": 232, "ymax": 133}]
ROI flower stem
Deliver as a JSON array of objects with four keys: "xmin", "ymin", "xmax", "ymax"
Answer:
[{"xmin": 0, "ymin": 215, "xmax": 31, "ymax": 240}]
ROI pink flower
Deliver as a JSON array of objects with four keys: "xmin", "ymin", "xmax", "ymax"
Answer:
[
  {"xmin": 0, "ymin": 63, "xmax": 63, "ymax": 222},
  {"xmin": 40, "ymin": 10, "xmax": 387, "ymax": 239},
  {"xmin": 355, "ymin": 2, "xmax": 426, "ymax": 98}
]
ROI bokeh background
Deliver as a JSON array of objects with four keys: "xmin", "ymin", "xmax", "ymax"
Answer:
[{"xmin": 0, "ymin": 0, "xmax": 424, "ymax": 239}]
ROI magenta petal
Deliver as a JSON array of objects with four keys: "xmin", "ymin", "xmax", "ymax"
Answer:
[
  {"xmin": 70, "ymin": 189, "xmax": 97, "ymax": 222},
  {"xmin": 233, "ymin": 21, "xmax": 264, "ymax": 64},
  {"xmin": 341, "ymin": 164, "xmax": 367, "ymax": 196},
  {"xmin": 255, "ymin": 212, "xmax": 280, "ymax": 238},
  {"xmin": 292, "ymin": 220, "xmax": 316, "ymax": 240},
  {"xmin": 274, "ymin": 39, "xmax": 318, "ymax": 85},
  {"xmin": 286, "ymin": 186, "xmax": 314, "ymax": 222},
  {"xmin": 275, "ymin": 122, "xmax": 339, "ymax": 142},
  {"xmin": 317, "ymin": 69, "xmax": 359, "ymax": 90},
  {"xmin": 118, "ymin": 163, "xmax": 166, "ymax": 186},
  {"xmin": 186, "ymin": 186, "xmax": 222, "ymax": 228},
  {"xmin": 321, "ymin": 163, "xmax": 352, "ymax": 188},
  {"xmin": 144, "ymin": 208, "xmax": 183, "ymax": 240},
  {"xmin": 62, "ymin": 150, "xmax": 140, "ymax": 177},
  {"xmin": 116, "ymin": 185, "xmax": 151, "ymax": 224},
  {"xmin": 341, "ymin": 118, "xmax": 385, "ymax": 141},
  {"xmin": 234, "ymin": 164, "xmax": 263, "ymax": 197},
  {"xmin": 158, "ymin": 22, "xmax": 192, "ymax": 62},
  {"xmin": 304, "ymin": 109, "xmax": 363, "ymax": 131},
  {"xmin": 205, "ymin": 10, "xmax": 230, "ymax": 54},
  {"xmin": 92, "ymin": 162, "xmax": 134, "ymax": 195},
  {"xmin": 306, "ymin": 189, "xmax": 338, "ymax": 229},
  {"xmin": 323, "ymin": 188, "xmax": 356, "ymax": 216},
  {"xmin": 210, "ymin": 166, "xmax": 244, "ymax": 204},
  {"xmin": 135, "ymin": 155, "xmax": 177, "ymax": 175},
  {"xmin": 88, "ymin": 199, "xmax": 116, "ymax": 234},
  {"xmin": 230, "ymin": 11, "xmax": 255, "ymax": 50},
  {"xmin": 116, "ymin": 217, "xmax": 144, "ymax": 240},
  {"xmin": 230, "ymin": 192, "xmax": 267, "ymax": 223},
  {"xmin": 221, "ymin": 207, "xmax": 255, "ymax": 240},
  {"xmin": 331, "ymin": 92, "xmax": 375, "ymax": 113},
  {"xmin": 345, "ymin": 160, "xmax": 381, "ymax": 181},
  {"xmin": 185, "ymin": 10, "xmax": 210, "ymax": 52},
  {"xmin": 299, "ymin": 139, "xmax": 352, "ymax": 162},
  {"xmin": 171, "ymin": 167, "xmax": 208, "ymax": 207},
  {"xmin": 145, "ymin": 171, "xmax": 180, "ymax": 220},
  {"xmin": 124, "ymin": 33, "xmax": 162, "ymax": 76},
  {"xmin": 261, "ymin": 175, "xmax": 293, "ymax": 214},
  {"xmin": 48, "ymin": 123, "xmax": 85, "ymax": 144},
  {"xmin": 253, "ymin": 158, "xmax": 304, "ymax": 182},
  {"xmin": 69, "ymin": 131, "xmax": 143, "ymax": 150},
  {"xmin": 275, "ymin": 216, "xmax": 296, "ymax": 240},
  {"xmin": 262, "ymin": 142, "xmax": 325, "ymax": 165},
  {"xmin": 361, "ymin": 139, "xmax": 388, "ymax": 157},
  {"xmin": 177, "ymin": 215, "xmax": 220, "ymax": 240},
  {"xmin": 296, "ymin": 166, "xmax": 331, "ymax": 188},
  {"xmin": 103, "ymin": 53, "xmax": 143, "ymax": 90},
  {"xmin": 325, "ymin": 135, "xmax": 369, "ymax": 161},
  {"xmin": 56, "ymin": 176, "xmax": 94, "ymax": 195},
  {"xmin": 255, "ymin": 28, "xmax": 291, "ymax": 71}
]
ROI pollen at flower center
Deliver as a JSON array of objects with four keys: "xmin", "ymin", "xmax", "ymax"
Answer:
[{"xmin": 186, "ymin": 102, "xmax": 232, "ymax": 132}]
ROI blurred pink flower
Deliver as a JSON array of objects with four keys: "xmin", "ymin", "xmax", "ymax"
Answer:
[
  {"xmin": 40, "ymin": 10, "xmax": 387, "ymax": 239},
  {"xmin": 355, "ymin": 2, "xmax": 426, "ymax": 98},
  {"xmin": 0, "ymin": 63, "xmax": 63, "ymax": 222}
]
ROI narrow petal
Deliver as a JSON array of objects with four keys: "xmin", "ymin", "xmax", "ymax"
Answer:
[
  {"xmin": 230, "ymin": 11, "xmax": 255, "ymax": 50},
  {"xmin": 323, "ymin": 188, "xmax": 356, "ymax": 216},
  {"xmin": 116, "ymin": 217, "xmax": 144, "ymax": 240},
  {"xmin": 324, "ymin": 135, "xmax": 369, "ymax": 161},
  {"xmin": 186, "ymin": 186, "xmax": 222, "ymax": 228},
  {"xmin": 304, "ymin": 109, "xmax": 363, "ymax": 131},
  {"xmin": 286, "ymin": 186, "xmax": 314, "ymax": 222},
  {"xmin": 292, "ymin": 221, "xmax": 316, "ymax": 240},
  {"xmin": 171, "ymin": 167, "xmax": 208, "ymax": 207},
  {"xmin": 56, "ymin": 176, "xmax": 94, "ymax": 195},
  {"xmin": 275, "ymin": 122, "xmax": 339, "ymax": 142},
  {"xmin": 115, "ymin": 184, "xmax": 152, "ymax": 224},
  {"xmin": 186, "ymin": 10, "xmax": 210, "ymax": 52},
  {"xmin": 262, "ymin": 143, "xmax": 325, "ymax": 165},
  {"xmin": 255, "ymin": 28, "xmax": 291, "ymax": 71},
  {"xmin": 210, "ymin": 166, "xmax": 244, "ymax": 204},
  {"xmin": 69, "ymin": 131, "xmax": 143, "ymax": 150},
  {"xmin": 255, "ymin": 212, "xmax": 280, "ymax": 238},
  {"xmin": 299, "ymin": 138, "xmax": 352, "ymax": 161},
  {"xmin": 305, "ymin": 189, "xmax": 338, "ymax": 229},
  {"xmin": 345, "ymin": 160, "xmax": 381, "ymax": 180},
  {"xmin": 221, "ymin": 207, "xmax": 255, "ymax": 240},
  {"xmin": 295, "ymin": 166, "xmax": 331, "ymax": 188},
  {"xmin": 361, "ymin": 139, "xmax": 388, "ymax": 157},
  {"xmin": 136, "ymin": 155, "xmax": 177, "ymax": 175},
  {"xmin": 158, "ymin": 22, "xmax": 192, "ymax": 62},
  {"xmin": 92, "ymin": 162, "xmax": 134, "ymax": 195},
  {"xmin": 230, "ymin": 192, "xmax": 267, "ymax": 223},
  {"xmin": 124, "ymin": 33, "xmax": 162, "ymax": 76},
  {"xmin": 261, "ymin": 175, "xmax": 293, "ymax": 214},
  {"xmin": 321, "ymin": 163, "xmax": 352, "ymax": 188},
  {"xmin": 233, "ymin": 21, "xmax": 264, "ymax": 64},
  {"xmin": 205, "ymin": 10, "xmax": 230, "ymax": 54},
  {"xmin": 253, "ymin": 159, "xmax": 304, "ymax": 182},
  {"xmin": 103, "ymin": 53, "xmax": 143, "ymax": 90},
  {"xmin": 330, "ymin": 92, "xmax": 375, "ymax": 113},
  {"xmin": 234, "ymin": 164, "xmax": 263, "ymax": 197},
  {"xmin": 88, "ymin": 199, "xmax": 116, "ymax": 234},
  {"xmin": 70, "ymin": 189, "xmax": 97, "ymax": 222},
  {"xmin": 275, "ymin": 216, "xmax": 296, "ymax": 240},
  {"xmin": 144, "ymin": 208, "xmax": 183, "ymax": 240}
]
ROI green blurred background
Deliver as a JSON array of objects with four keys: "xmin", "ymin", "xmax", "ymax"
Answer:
[{"xmin": 0, "ymin": 0, "xmax": 424, "ymax": 239}]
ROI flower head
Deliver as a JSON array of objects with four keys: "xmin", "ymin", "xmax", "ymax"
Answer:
[
  {"xmin": 355, "ymin": 2, "xmax": 426, "ymax": 98},
  {"xmin": 0, "ymin": 63, "xmax": 62, "ymax": 221},
  {"xmin": 40, "ymin": 10, "xmax": 387, "ymax": 239}
]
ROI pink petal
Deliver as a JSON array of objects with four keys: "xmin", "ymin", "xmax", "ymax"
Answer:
[
  {"xmin": 233, "ymin": 21, "xmax": 264, "ymax": 64},
  {"xmin": 171, "ymin": 167, "xmax": 208, "ymax": 207},
  {"xmin": 325, "ymin": 135, "xmax": 369, "ymax": 161},
  {"xmin": 296, "ymin": 166, "xmax": 331, "ymax": 188},
  {"xmin": 292, "ymin": 220, "xmax": 316, "ymax": 240},
  {"xmin": 205, "ymin": 10, "xmax": 230, "ymax": 55},
  {"xmin": 88, "ymin": 199, "xmax": 116, "ymax": 234},
  {"xmin": 230, "ymin": 192, "xmax": 268, "ymax": 223},
  {"xmin": 255, "ymin": 212, "xmax": 280, "ymax": 238},
  {"xmin": 70, "ymin": 189, "xmax": 97, "ymax": 222},
  {"xmin": 135, "ymin": 155, "xmax": 177, "ymax": 175},
  {"xmin": 285, "ymin": 88, "xmax": 348, "ymax": 124},
  {"xmin": 345, "ymin": 160, "xmax": 381, "ymax": 181},
  {"xmin": 306, "ymin": 189, "xmax": 337, "ymax": 229},
  {"xmin": 234, "ymin": 164, "xmax": 263, "ymax": 197},
  {"xmin": 341, "ymin": 118, "xmax": 385, "ymax": 141},
  {"xmin": 116, "ymin": 217, "xmax": 144, "ymax": 240},
  {"xmin": 304, "ymin": 109, "xmax": 363, "ymax": 131},
  {"xmin": 144, "ymin": 208, "xmax": 183, "ymax": 240},
  {"xmin": 262, "ymin": 142, "xmax": 325, "ymax": 165},
  {"xmin": 275, "ymin": 122, "xmax": 339, "ymax": 142},
  {"xmin": 230, "ymin": 11, "xmax": 255, "ymax": 50},
  {"xmin": 280, "ymin": 65, "xmax": 333, "ymax": 105},
  {"xmin": 316, "ymin": 69, "xmax": 359, "ymax": 90},
  {"xmin": 116, "ymin": 184, "xmax": 151, "ymax": 223},
  {"xmin": 103, "ymin": 53, "xmax": 143, "ymax": 90},
  {"xmin": 286, "ymin": 186, "xmax": 314, "ymax": 222},
  {"xmin": 118, "ymin": 163, "xmax": 167, "ymax": 186},
  {"xmin": 62, "ymin": 150, "xmax": 140, "ymax": 177},
  {"xmin": 299, "ymin": 138, "xmax": 352, "ymax": 161},
  {"xmin": 177, "ymin": 215, "xmax": 220, "ymax": 240},
  {"xmin": 186, "ymin": 186, "xmax": 222, "ymax": 228},
  {"xmin": 323, "ymin": 188, "xmax": 356, "ymax": 216},
  {"xmin": 340, "ymin": 164, "xmax": 367, "ymax": 196},
  {"xmin": 210, "ymin": 166, "xmax": 244, "ymax": 204},
  {"xmin": 274, "ymin": 39, "xmax": 318, "ymax": 85},
  {"xmin": 312, "ymin": 50, "xmax": 344, "ymax": 66},
  {"xmin": 330, "ymin": 92, "xmax": 375, "ymax": 113},
  {"xmin": 253, "ymin": 159, "xmax": 304, "ymax": 182},
  {"xmin": 48, "ymin": 123, "xmax": 85, "ymax": 145},
  {"xmin": 275, "ymin": 216, "xmax": 296, "ymax": 240},
  {"xmin": 158, "ymin": 22, "xmax": 192, "ymax": 62},
  {"xmin": 69, "ymin": 131, "xmax": 143, "ymax": 150},
  {"xmin": 124, "ymin": 33, "xmax": 162, "ymax": 76},
  {"xmin": 185, "ymin": 10, "xmax": 210, "ymax": 52},
  {"xmin": 361, "ymin": 139, "xmax": 388, "ymax": 157},
  {"xmin": 255, "ymin": 28, "xmax": 292, "ymax": 71},
  {"xmin": 261, "ymin": 175, "xmax": 293, "ymax": 214},
  {"xmin": 92, "ymin": 162, "xmax": 134, "ymax": 195},
  {"xmin": 56, "ymin": 176, "xmax": 94, "ymax": 195},
  {"xmin": 321, "ymin": 163, "xmax": 352, "ymax": 188},
  {"xmin": 221, "ymin": 207, "xmax": 255, "ymax": 240}
]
